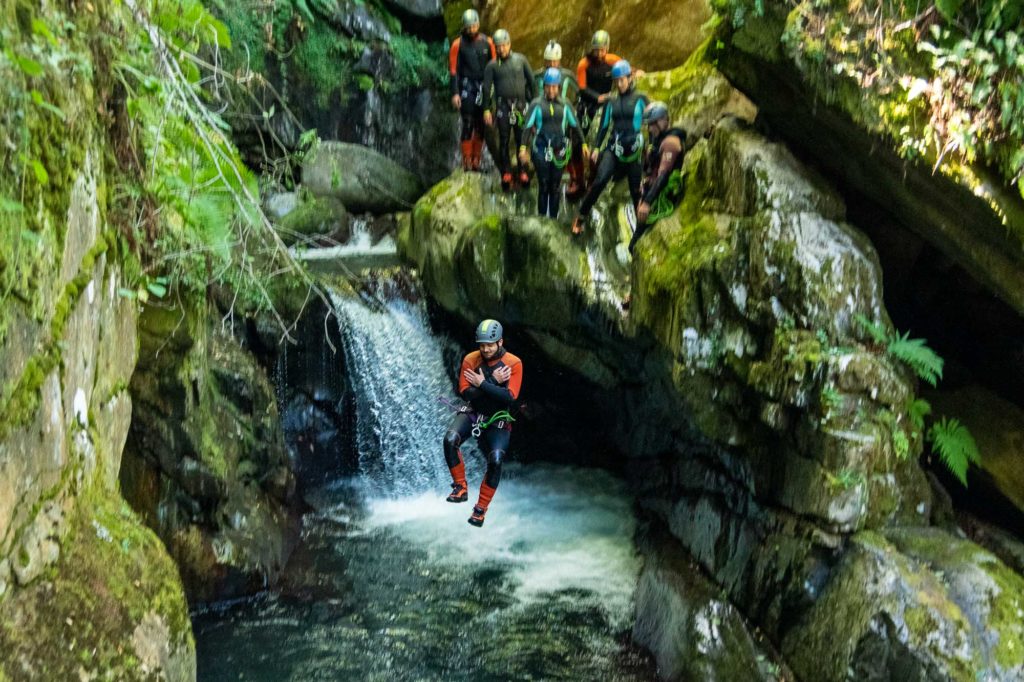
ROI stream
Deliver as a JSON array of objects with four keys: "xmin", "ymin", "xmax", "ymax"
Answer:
[{"xmin": 193, "ymin": 275, "xmax": 655, "ymax": 680}]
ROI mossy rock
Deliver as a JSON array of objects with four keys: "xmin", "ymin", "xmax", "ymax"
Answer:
[
  {"xmin": 783, "ymin": 529, "xmax": 1024, "ymax": 681},
  {"xmin": 0, "ymin": 494, "xmax": 194, "ymax": 681},
  {"xmin": 302, "ymin": 141, "xmax": 425, "ymax": 214},
  {"xmin": 275, "ymin": 194, "xmax": 351, "ymax": 246}
]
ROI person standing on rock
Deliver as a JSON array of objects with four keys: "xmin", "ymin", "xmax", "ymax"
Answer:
[
  {"xmin": 449, "ymin": 9, "xmax": 495, "ymax": 171},
  {"xmin": 629, "ymin": 101, "xmax": 687, "ymax": 254},
  {"xmin": 572, "ymin": 60, "xmax": 648, "ymax": 235},
  {"xmin": 534, "ymin": 41, "xmax": 584, "ymax": 198},
  {"xmin": 575, "ymin": 31, "xmax": 621, "ymax": 139},
  {"xmin": 520, "ymin": 68, "xmax": 584, "ymax": 218},
  {"xmin": 443, "ymin": 319, "xmax": 523, "ymax": 528},
  {"xmin": 483, "ymin": 29, "xmax": 536, "ymax": 190}
]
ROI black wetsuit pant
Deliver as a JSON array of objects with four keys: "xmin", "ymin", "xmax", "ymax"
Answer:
[
  {"xmin": 495, "ymin": 102, "xmax": 525, "ymax": 178},
  {"xmin": 578, "ymin": 150, "xmax": 642, "ymax": 219},
  {"xmin": 443, "ymin": 412, "xmax": 510, "ymax": 489},
  {"xmin": 533, "ymin": 155, "xmax": 565, "ymax": 218},
  {"xmin": 460, "ymin": 79, "xmax": 485, "ymax": 142}
]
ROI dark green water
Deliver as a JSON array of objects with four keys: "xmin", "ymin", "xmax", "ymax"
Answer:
[{"xmin": 194, "ymin": 464, "xmax": 655, "ymax": 681}]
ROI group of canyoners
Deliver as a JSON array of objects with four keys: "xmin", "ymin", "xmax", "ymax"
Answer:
[{"xmin": 448, "ymin": 9, "xmax": 688, "ymax": 252}]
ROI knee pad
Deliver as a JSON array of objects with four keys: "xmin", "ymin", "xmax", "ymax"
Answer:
[
  {"xmin": 484, "ymin": 449, "xmax": 505, "ymax": 488},
  {"xmin": 443, "ymin": 431, "xmax": 463, "ymax": 468}
]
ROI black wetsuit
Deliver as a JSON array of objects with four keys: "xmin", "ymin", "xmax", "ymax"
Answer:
[
  {"xmin": 483, "ymin": 52, "xmax": 535, "ymax": 178},
  {"xmin": 578, "ymin": 86, "xmax": 648, "ymax": 219},
  {"xmin": 630, "ymin": 126, "xmax": 687, "ymax": 252},
  {"xmin": 449, "ymin": 32, "xmax": 495, "ymax": 144},
  {"xmin": 522, "ymin": 96, "xmax": 583, "ymax": 217},
  {"xmin": 576, "ymin": 53, "xmax": 621, "ymax": 135},
  {"xmin": 444, "ymin": 349, "xmax": 523, "ymax": 499}
]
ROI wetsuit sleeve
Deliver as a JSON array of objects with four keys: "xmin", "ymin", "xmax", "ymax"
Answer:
[
  {"xmin": 482, "ymin": 61, "xmax": 495, "ymax": 113},
  {"xmin": 521, "ymin": 102, "xmax": 540, "ymax": 149},
  {"xmin": 633, "ymin": 96, "xmax": 646, "ymax": 133},
  {"xmin": 522, "ymin": 56, "xmax": 536, "ymax": 101},
  {"xmin": 642, "ymin": 137, "xmax": 683, "ymax": 205},
  {"xmin": 458, "ymin": 355, "xmax": 484, "ymax": 401},
  {"xmin": 507, "ymin": 359, "xmax": 523, "ymax": 400},
  {"xmin": 488, "ymin": 37, "xmax": 496, "ymax": 60},
  {"xmin": 477, "ymin": 359, "xmax": 522, "ymax": 405},
  {"xmin": 449, "ymin": 38, "xmax": 461, "ymax": 95},
  {"xmin": 576, "ymin": 57, "xmax": 595, "ymax": 104}
]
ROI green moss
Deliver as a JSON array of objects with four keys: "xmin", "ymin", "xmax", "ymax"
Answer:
[
  {"xmin": 0, "ymin": 491, "xmax": 193, "ymax": 679},
  {"xmin": 0, "ymin": 234, "xmax": 110, "ymax": 440}
]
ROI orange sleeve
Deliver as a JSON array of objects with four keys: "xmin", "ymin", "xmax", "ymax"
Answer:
[
  {"xmin": 449, "ymin": 37, "xmax": 461, "ymax": 76},
  {"xmin": 457, "ymin": 352, "xmax": 475, "ymax": 393},
  {"xmin": 605, "ymin": 53, "xmax": 622, "ymax": 66},
  {"xmin": 488, "ymin": 36, "xmax": 496, "ymax": 59},
  {"xmin": 506, "ymin": 358, "xmax": 523, "ymax": 400},
  {"xmin": 576, "ymin": 57, "xmax": 589, "ymax": 90}
]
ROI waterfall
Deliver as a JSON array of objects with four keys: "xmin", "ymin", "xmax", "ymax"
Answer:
[{"xmin": 328, "ymin": 285, "xmax": 455, "ymax": 495}]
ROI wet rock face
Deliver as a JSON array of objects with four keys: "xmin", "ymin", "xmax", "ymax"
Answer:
[
  {"xmin": 210, "ymin": 1, "xmax": 457, "ymax": 187},
  {"xmin": 403, "ymin": 53, "xmax": 1024, "ymax": 679},
  {"xmin": 478, "ymin": 0, "xmax": 711, "ymax": 72},
  {"xmin": 783, "ymin": 529, "xmax": 1024, "ymax": 682},
  {"xmin": 121, "ymin": 300, "xmax": 301, "ymax": 604},
  {"xmin": 713, "ymin": 8, "xmax": 1024, "ymax": 319},
  {"xmin": 633, "ymin": 525, "xmax": 791, "ymax": 682}
]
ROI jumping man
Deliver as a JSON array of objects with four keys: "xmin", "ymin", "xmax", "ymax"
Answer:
[{"xmin": 443, "ymin": 319, "xmax": 523, "ymax": 527}]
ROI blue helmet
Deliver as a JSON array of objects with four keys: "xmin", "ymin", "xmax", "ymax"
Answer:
[
  {"xmin": 611, "ymin": 59, "xmax": 631, "ymax": 79},
  {"xmin": 475, "ymin": 319, "xmax": 503, "ymax": 343},
  {"xmin": 542, "ymin": 67, "xmax": 562, "ymax": 86}
]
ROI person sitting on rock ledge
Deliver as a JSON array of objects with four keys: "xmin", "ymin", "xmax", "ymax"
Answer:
[
  {"xmin": 572, "ymin": 59, "xmax": 648, "ymax": 236},
  {"xmin": 449, "ymin": 9, "xmax": 495, "ymax": 171},
  {"xmin": 482, "ymin": 29, "xmax": 536, "ymax": 190},
  {"xmin": 629, "ymin": 101, "xmax": 687, "ymax": 254},
  {"xmin": 520, "ymin": 68, "xmax": 584, "ymax": 219},
  {"xmin": 442, "ymin": 319, "xmax": 523, "ymax": 528}
]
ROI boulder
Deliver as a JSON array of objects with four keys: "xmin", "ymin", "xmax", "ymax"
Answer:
[
  {"xmin": 303, "ymin": 141, "xmax": 425, "ymax": 214},
  {"xmin": 275, "ymin": 193, "xmax": 351, "ymax": 246}
]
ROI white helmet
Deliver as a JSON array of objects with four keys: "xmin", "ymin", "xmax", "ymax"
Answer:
[{"xmin": 543, "ymin": 40, "xmax": 562, "ymax": 62}]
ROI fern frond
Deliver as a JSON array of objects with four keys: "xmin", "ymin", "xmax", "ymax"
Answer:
[
  {"xmin": 907, "ymin": 398, "xmax": 932, "ymax": 432},
  {"xmin": 854, "ymin": 313, "xmax": 889, "ymax": 345},
  {"xmin": 928, "ymin": 417, "xmax": 981, "ymax": 487},
  {"xmin": 888, "ymin": 331, "xmax": 944, "ymax": 386}
]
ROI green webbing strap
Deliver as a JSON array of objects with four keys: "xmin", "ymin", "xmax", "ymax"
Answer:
[
  {"xmin": 647, "ymin": 170, "xmax": 683, "ymax": 224},
  {"xmin": 552, "ymin": 144, "xmax": 571, "ymax": 169},
  {"xmin": 479, "ymin": 410, "xmax": 516, "ymax": 429}
]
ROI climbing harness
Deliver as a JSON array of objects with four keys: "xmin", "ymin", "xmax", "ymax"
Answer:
[
  {"xmin": 437, "ymin": 397, "xmax": 516, "ymax": 438},
  {"xmin": 612, "ymin": 132, "xmax": 643, "ymax": 162}
]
